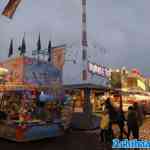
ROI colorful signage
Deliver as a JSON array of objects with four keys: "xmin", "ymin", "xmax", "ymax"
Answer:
[
  {"xmin": 137, "ymin": 79, "xmax": 146, "ymax": 91},
  {"xmin": 88, "ymin": 62, "xmax": 111, "ymax": 78},
  {"xmin": 24, "ymin": 57, "xmax": 62, "ymax": 86},
  {"xmin": 1, "ymin": 57, "xmax": 24, "ymax": 83},
  {"xmin": 0, "ymin": 56, "xmax": 62, "ymax": 87}
]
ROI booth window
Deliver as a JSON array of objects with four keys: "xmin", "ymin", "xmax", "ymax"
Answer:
[
  {"xmin": 72, "ymin": 89, "xmax": 84, "ymax": 112},
  {"xmin": 92, "ymin": 92, "xmax": 105, "ymax": 113}
]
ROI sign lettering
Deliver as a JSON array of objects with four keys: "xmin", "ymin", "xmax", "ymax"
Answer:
[{"xmin": 88, "ymin": 62, "xmax": 111, "ymax": 78}]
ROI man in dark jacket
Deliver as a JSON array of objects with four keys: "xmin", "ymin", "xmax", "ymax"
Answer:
[
  {"xmin": 127, "ymin": 106, "xmax": 139, "ymax": 139},
  {"xmin": 133, "ymin": 102, "xmax": 144, "ymax": 127},
  {"xmin": 105, "ymin": 98, "xmax": 116, "ymax": 140},
  {"xmin": 116, "ymin": 108, "xmax": 127, "ymax": 139}
]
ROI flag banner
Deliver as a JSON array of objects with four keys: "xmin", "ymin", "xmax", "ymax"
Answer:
[
  {"xmin": 18, "ymin": 46, "xmax": 21, "ymax": 51},
  {"xmin": 37, "ymin": 33, "xmax": 41, "ymax": 54},
  {"xmin": 2, "ymin": 0, "xmax": 21, "ymax": 19},
  {"xmin": 51, "ymin": 46, "xmax": 65, "ymax": 70},
  {"xmin": 8, "ymin": 39, "xmax": 13, "ymax": 57},
  {"xmin": 48, "ymin": 41, "xmax": 51, "ymax": 62},
  {"xmin": 20, "ymin": 36, "xmax": 26, "ymax": 56}
]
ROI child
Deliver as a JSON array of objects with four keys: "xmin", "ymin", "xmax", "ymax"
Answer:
[{"xmin": 100, "ymin": 108, "xmax": 110, "ymax": 143}]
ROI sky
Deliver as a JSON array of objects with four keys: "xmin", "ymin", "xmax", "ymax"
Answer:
[{"xmin": 0, "ymin": 0, "xmax": 150, "ymax": 81}]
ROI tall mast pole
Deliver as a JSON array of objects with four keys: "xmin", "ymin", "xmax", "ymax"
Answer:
[
  {"xmin": 81, "ymin": 0, "xmax": 92, "ymax": 127},
  {"xmin": 81, "ymin": 0, "xmax": 88, "ymax": 81}
]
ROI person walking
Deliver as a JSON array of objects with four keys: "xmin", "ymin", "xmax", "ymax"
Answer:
[
  {"xmin": 127, "ymin": 106, "xmax": 139, "ymax": 139},
  {"xmin": 100, "ymin": 108, "xmax": 110, "ymax": 143},
  {"xmin": 133, "ymin": 102, "xmax": 144, "ymax": 127},
  {"xmin": 116, "ymin": 107, "xmax": 127, "ymax": 139},
  {"xmin": 105, "ymin": 98, "xmax": 116, "ymax": 139}
]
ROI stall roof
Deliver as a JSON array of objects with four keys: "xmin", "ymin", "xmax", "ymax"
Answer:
[{"xmin": 63, "ymin": 83, "xmax": 109, "ymax": 90}]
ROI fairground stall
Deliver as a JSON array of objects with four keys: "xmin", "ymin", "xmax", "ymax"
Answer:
[
  {"xmin": 64, "ymin": 83, "xmax": 108, "ymax": 129},
  {"xmin": 110, "ymin": 68, "xmax": 150, "ymax": 112},
  {"xmin": 63, "ymin": 62, "xmax": 111, "ymax": 129},
  {"xmin": 110, "ymin": 89, "xmax": 150, "ymax": 113},
  {"xmin": 0, "ymin": 56, "xmax": 73, "ymax": 142}
]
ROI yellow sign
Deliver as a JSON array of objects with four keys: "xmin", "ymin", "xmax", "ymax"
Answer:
[{"xmin": 137, "ymin": 80, "xmax": 146, "ymax": 90}]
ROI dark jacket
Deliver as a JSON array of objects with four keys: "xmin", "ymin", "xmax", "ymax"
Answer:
[
  {"xmin": 127, "ymin": 110, "xmax": 138, "ymax": 128},
  {"xmin": 116, "ymin": 110, "xmax": 125, "ymax": 127},
  {"xmin": 105, "ymin": 102, "xmax": 117, "ymax": 122}
]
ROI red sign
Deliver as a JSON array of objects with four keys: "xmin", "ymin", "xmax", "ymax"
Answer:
[{"xmin": 131, "ymin": 68, "xmax": 141, "ymax": 76}]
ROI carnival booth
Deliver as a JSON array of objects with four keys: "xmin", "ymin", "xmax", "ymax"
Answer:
[
  {"xmin": 110, "ymin": 89, "xmax": 150, "ymax": 113},
  {"xmin": 64, "ymin": 83, "xmax": 108, "ymax": 129},
  {"xmin": 0, "ymin": 56, "xmax": 73, "ymax": 142},
  {"xmin": 63, "ymin": 62, "xmax": 111, "ymax": 129}
]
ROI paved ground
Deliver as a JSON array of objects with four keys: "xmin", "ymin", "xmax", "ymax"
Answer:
[
  {"xmin": 139, "ymin": 117, "xmax": 150, "ymax": 140},
  {"xmin": 0, "ymin": 130, "xmax": 112, "ymax": 150},
  {"xmin": 111, "ymin": 115, "xmax": 150, "ymax": 140},
  {"xmin": 0, "ymin": 117, "xmax": 150, "ymax": 150}
]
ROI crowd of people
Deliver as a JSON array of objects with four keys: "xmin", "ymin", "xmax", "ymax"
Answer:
[{"xmin": 99, "ymin": 98, "xmax": 145, "ymax": 144}]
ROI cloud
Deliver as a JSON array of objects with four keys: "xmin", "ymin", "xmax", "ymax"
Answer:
[{"xmin": 0, "ymin": 0, "xmax": 150, "ymax": 78}]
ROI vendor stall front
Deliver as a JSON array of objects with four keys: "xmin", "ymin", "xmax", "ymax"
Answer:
[
  {"xmin": 64, "ymin": 83, "xmax": 108, "ymax": 129},
  {"xmin": 63, "ymin": 62, "xmax": 111, "ymax": 129},
  {"xmin": 110, "ymin": 89, "xmax": 150, "ymax": 113},
  {"xmin": 0, "ymin": 56, "xmax": 73, "ymax": 142}
]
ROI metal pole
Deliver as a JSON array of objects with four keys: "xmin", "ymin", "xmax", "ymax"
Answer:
[
  {"xmin": 120, "ymin": 70, "xmax": 123, "ymax": 111},
  {"xmin": 81, "ymin": 0, "xmax": 88, "ymax": 81}
]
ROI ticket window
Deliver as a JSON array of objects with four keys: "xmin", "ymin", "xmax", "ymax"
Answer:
[{"xmin": 72, "ymin": 89, "xmax": 84, "ymax": 112}]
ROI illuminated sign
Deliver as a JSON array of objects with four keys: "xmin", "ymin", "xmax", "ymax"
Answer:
[
  {"xmin": 88, "ymin": 62, "xmax": 111, "ymax": 78},
  {"xmin": 132, "ymin": 68, "xmax": 140, "ymax": 74},
  {"xmin": 137, "ymin": 80, "xmax": 146, "ymax": 90}
]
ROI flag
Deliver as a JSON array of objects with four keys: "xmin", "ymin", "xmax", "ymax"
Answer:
[
  {"xmin": 51, "ymin": 46, "xmax": 65, "ymax": 70},
  {"xmin": 37, "ymin": 33, "xmax": 41, "ymax": 54},
  {"xmin": 48, "ymin": 40, "xmax": 51, "ymax": 62},
  {"xmin": 8, "ymin": 39, "xmax": 13, "ymax": 57},
  {"xmin": 18, "ymin": 45, "xmax": 21, "ymax": 51},
  {"xmin": 20, "ymin": 35, "xmax": 26, "ymax": 56},
  {"xmin": 2, "ymin": 0, "xmax": 21, "ymax": 19}
]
